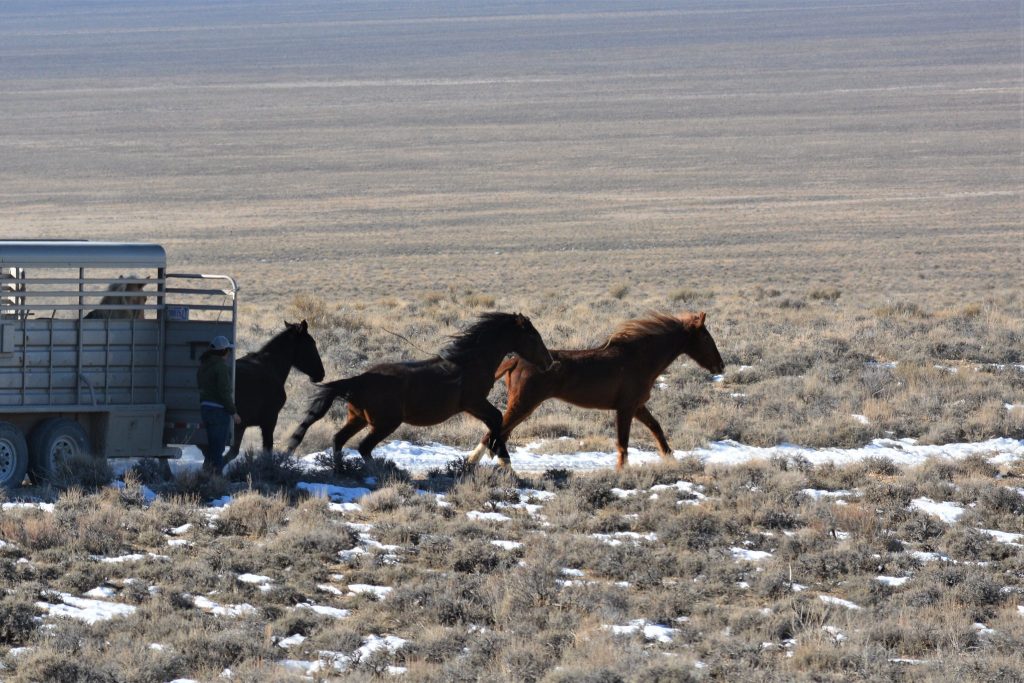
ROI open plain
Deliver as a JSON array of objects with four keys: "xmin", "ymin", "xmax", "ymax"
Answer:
[{"xmin": 0, "ymin": 1, "xmax": 1022, "ymax": 680}]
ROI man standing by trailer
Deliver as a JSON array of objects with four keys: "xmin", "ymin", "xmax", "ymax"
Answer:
[{"xmin": 197, "ymin": 336, "xmax": 240, "ymax": 473}]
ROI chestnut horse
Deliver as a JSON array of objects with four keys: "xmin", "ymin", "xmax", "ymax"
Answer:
[
  {"xmin": 286, "ymin": 312, "xmax": 553, "ymax": 469},
  {"xmin": 468, "ymin": 311, "xmax": 724, "ymax": 470}
]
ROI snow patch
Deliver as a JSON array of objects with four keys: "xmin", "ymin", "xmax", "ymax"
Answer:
[
  {"xmin": 467, "ymin": 510, "xmax": 512, "ymax": 522},
  {"xmin": 36, "ymin": 592, "xmax": 136, "ymax": 624},
  {"xmin": 192, "ymin": 595, "xmax": 257, "ymax": 617},
  {"xmin": 605, "ymin": 619, "xmax": 678, "ymax": 643},
  {"xmin": 328, "ymin": 502, "xmax": 363, "ymax": 513},
  {"xmin": 876, "ymin": 576, "xmax": 911, "ymax": 587},
  {"xmin": 2, "ymin": 502, "xmax": 55, "ymax": 512},
  {"xmin": 910, "ymin": 497, "xmax": 965, "ymax": 524},
  {"xmin": 290, "ymin": 635, "xmax": 408, "ymax": 674},
  {"xmin": 91, "ymin": 552, "xmax": 170, "ymax": 563},
  {"xmin": 819, "ymin": 595, "xmax": 862, "ymax": 610},
  {"xmin": 347, "ymin": 584, "xmax": 392, "ymax": 600},
  {"xmin": 491, "ymin": 540, "xmax": 523, "ymax": 550},
  {"xmin": 296, "ymin": 603, "xmax": 350, "ymax": 619},
  {"xmin": 912, "ymin": 550, "xmax": 951, "ymax": 563},
  {"xmin": 730, "ymin": 547, "xmax": 773, "ymax": 562},
  {"xmin": 277, "ymin": 633, "xmax": 306, "ymax": 649},
  {"xmin": 978, "ymin": 528, "xmax": 1024, "ymax": 545},
  {"xmin": 295, "ymin": 436, "xmax": 1024, "ymax": 474},
  {"xmin": 111, "ymin": 480, "xmax": 158, "ymax": 504},
  {"xmin": 802, "ymin": 488, "xmax": 855, "ymax": 501},
  {"xmin": 297, "ymin": 482, "xmax": 370, "ymax": 503},
  {"xmin": 238, "ymin": 574, "xmax": 273, "ymax": 591},
  {"xmin": 591, "ymin": 531, "xmax": 659, "ymax": 546}
]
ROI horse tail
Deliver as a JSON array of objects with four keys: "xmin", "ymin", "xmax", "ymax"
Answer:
[{"xmin": 285, "ymin": 378, "xmax": 356, "ymax": 453}]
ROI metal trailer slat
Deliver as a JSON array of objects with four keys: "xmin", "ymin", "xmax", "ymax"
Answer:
[
  {"xmin": 5, "ymin": 389, "xmax": 161, "ymax": 407},
  {"xmin": 0, "ymin": 370, "xmax": 160, "ymax": 390},
  {"xmin": 26, "ymin": 324, "xmax": 160, "ymax": 346}
]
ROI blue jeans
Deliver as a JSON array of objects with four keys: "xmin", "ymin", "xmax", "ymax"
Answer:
[{"xmin": 200, "ymin": 405, "xmax": 231, "ymax": 473}]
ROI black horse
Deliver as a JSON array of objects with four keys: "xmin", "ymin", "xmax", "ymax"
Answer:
[
  {"xmin": 228, "ymin": 320, "xmax": 326, "ymax": 459},
  {"xmin": 285, "ymin": 312, "xmax": 553, "ymax": 468}
]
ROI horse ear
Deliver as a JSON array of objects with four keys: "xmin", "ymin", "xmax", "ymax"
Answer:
[{"xmin": 697, "ymin": 311, "xmax": 706, "ymax": 327}]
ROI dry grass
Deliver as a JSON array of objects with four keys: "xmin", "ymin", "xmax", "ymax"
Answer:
[{"xmin": 0, "ymin": 456, "xmax": 1022, "ymax": 680}]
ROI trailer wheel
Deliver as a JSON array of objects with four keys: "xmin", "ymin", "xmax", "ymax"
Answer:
[
  {"xmin": 28, "ymin": 418, "xmax": 92, "ymax": 486},
  {"xmin": 0, "ymin": 423, "xmax": 28, "ymax": 489}
]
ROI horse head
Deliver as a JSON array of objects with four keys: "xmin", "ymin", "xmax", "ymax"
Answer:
[
  {"xmin": 510, "ymin": 313, "xmax": 554, "ymax": 370},
  {"xmin": 286, "ymin": 319, "xmax": 326, "ymax": 382},
  {"xmin": 681, "ymin": 311, "xmax": 724, "ymax": 375},
  {"xmin": 122, "ymin": 276, "xmax": 149, "ymax": 309}
]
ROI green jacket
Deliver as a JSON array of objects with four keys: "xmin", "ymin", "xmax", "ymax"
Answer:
[{"xmin": 197, "ymin": 352, "xmax": 237, "ymax": 414}]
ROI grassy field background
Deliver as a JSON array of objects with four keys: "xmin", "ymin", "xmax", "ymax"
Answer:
[
  {"xmin": 1, "ymin": 0, "xmax": 1020, "ymax": 453},
  {"xmin": 2, "ymin": 0, "xmax": 1018, "ymax": 300}
]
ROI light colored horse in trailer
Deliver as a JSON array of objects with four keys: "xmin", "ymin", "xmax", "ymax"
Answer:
[{"xmin": 85, "ymin": 276, "xmax": 149, "ymax": 320}]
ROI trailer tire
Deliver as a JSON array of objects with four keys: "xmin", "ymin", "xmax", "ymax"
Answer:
[
  {"xmin": 0, "ymin": 423, "xmax": 28, "ymax": 489},
  {"xmin": 28, "ymin": 418, "xmax": 92, "ymax": 486}
]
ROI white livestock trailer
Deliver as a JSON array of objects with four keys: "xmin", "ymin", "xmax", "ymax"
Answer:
[{"xmin": 0, "ymin": 241, "xmax": 237, "ymax": 487}]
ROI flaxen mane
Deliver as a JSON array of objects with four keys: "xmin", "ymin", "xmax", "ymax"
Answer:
[{"xmin": 604, "ymin": 312, "xmax": 688, "ymax": 347}]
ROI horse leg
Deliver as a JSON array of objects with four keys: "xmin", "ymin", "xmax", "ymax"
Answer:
[
  {"xmin": 467, "ymin": 386, "xmax": 545, "ymax": 465},
  {"xmin": 466, "ymin": 401, "xmax": 514, "ymax": 467},
  {"xmin": 226, "ymin": 423, "xmax": 246, "ymax": 463},
  {"xmin": 466, "ymin": 441, "xmax": 490, "ymax": 465},
  {"xmin": 354, "ymin": 421, "xmax": 400, "ymax": 464},
  {"xmin": 331, "ymin": 412, "xmax": 368, "ymax": 468},
  {"xmin": 634, "ymin": 405, "xmax": 672, "ymax": 459},
  {"xmin": 615, "ymin": 409, "xmax": 633, "ymax": 470},
  {"xmin": 260, "ymin": 416, "xmax": 277, "ymax": 455}
]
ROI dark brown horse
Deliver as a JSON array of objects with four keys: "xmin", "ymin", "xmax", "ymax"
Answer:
[
  {"xmin": 228, "ymin": 320, "xmax": 326, "ymax": 460},
  {"xmin": 285, "ymin": 312, "xmax": 553, "ymax": 468},
  {"xmin": 468, "ymin": 311, "xmax": 724, "ymax": 470}
]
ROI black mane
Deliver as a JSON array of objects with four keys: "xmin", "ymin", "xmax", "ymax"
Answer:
[
  {"xmin": 256, "ymin": 324, "xmax": 297, "ymax": 355},
  {"xmin": 439, "ymin": 312, "xmax": 523, "ymax": 362}
]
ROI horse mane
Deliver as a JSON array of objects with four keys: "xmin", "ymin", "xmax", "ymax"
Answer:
[
  {"xmin": 255, "ymin": 324, "xmax": 298, "ymax": 355},
  {"xmin": 439, "ymin": 312, "xmax": 524, "ymax": 362},
  {"xmin": 107, "ymin": 279, "xmax": 138, "ymax": 293},
  {"xmin": 86, "ymin": 275, "xmax": 148, "ymax": 319},
  {"xmin": 604, "ymin": 312, "xmax": 690, "ymax": 347}
]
